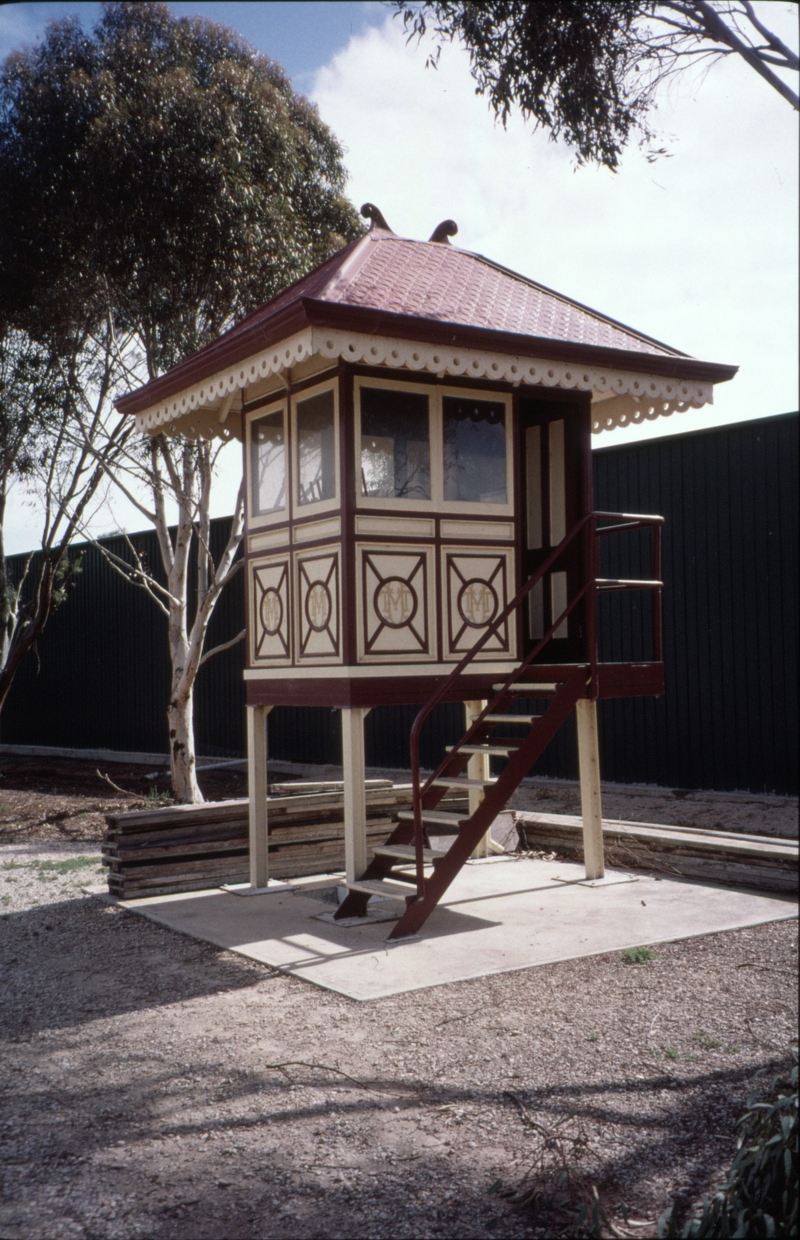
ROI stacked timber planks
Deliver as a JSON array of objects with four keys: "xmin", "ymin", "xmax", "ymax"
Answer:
[
  {"xmin": 514, "ymin": 811, "xmax": 798, "ymax": 894},
  {"xmin": 103, "ymin": 780, "xmax": 432, "ymax": 900}
]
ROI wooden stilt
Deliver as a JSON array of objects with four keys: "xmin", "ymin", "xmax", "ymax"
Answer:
[
  {"xmin": 247, "ymin": 704, "xmax": 271, "ymax": 889},
  {"xmin": 465, "ymin": 700, "xmax": 491, "ymax": 858},
  {"xmin": 576, "ymin": 698, "xmax": 604, "ymax": 880},
  {"xmin": 342, "ymin": 707, "xmax": 369, "ymax": 884}
]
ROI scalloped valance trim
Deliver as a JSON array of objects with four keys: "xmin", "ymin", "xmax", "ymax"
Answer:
[{"xmin": 134, "ymin": 326, "xmax": 713, "ymax": 439}]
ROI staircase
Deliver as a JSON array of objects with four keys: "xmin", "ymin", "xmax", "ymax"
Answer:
[{"xmin": 334, "ymin": 510, "xmax": 664, "ymax": 939}]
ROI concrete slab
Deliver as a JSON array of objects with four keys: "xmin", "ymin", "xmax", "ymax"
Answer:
[{"xmin": 109, "ymin": 857, "xmax": 798, "ymax": 1001}]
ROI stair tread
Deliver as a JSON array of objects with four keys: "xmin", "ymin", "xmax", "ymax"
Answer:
[
  {"xmin": 484, "ymin": 714, "xmax": 540, "ymax": 723},
  {"xmin": 454, "ymin": 743, "xmax": 519, "ymax": 756},
  {"xmin": 496, "ymin": 683, "xmax": 559, "ymax": 693},
  {"xmin": 348, "ymin": 878, "xmax": 416, "ymax": 899},
  {"xmin": 397, "ymin": 809, "xmax": 468, "ymax": 825},
  {"xmin": 374, "ymin": 844, "xmax": 446, "ymax": 862},
  {"xmin": 431, "ymin": 777, "xmax": 498, "ymax": 789}
]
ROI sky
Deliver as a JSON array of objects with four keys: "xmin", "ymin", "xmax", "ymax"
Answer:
[{"xmin": 1, "ymin": 0, "xmax": 797, "ymax": 552}]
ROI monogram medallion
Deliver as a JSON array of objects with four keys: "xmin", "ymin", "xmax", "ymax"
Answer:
[
  {"xmin": 305, "ymin": 580, "xmax": 332, "ymax": 632},
  {"xmin": 374, "ymin": 577, "xmax": 418, "ymax": 629},
  {"xmin": 259, "ymin": 587, "xmax": 283, "ymax": 636},
  {"xmin": 457, "ymin": 578, "xmax": 498, "ymax": 628}
]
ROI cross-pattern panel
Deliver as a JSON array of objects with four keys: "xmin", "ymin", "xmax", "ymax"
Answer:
[
  {"xmin": 296, "ymin": 548, "xmax": 340, "ymax": 661},
  {"xmin": 443, "ymin": 548, "xmax": 514, "ymax": 659},
  {"xmin": 359, "ymin": 546, "xmax": 434, "ymax": 660},
  {"xmin": 250, "ymin": 557, "xmax": 291, "ymax": 664}
]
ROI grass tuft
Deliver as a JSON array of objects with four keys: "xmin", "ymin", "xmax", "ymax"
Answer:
[{"xmin": 621, "ymin": 946, "xmax": 655, "ymax": 964}]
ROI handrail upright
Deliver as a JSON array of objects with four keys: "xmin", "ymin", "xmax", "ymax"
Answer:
[
  {"xmin": 585, "ymin": 513, "xmax": 598, "ymax": 697},
  {"xmin": 653, "ymin": 523, "xmax": 664, "ymax": 662}
]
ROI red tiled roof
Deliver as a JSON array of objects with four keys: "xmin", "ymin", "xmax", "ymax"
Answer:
[
  {"xmin": 321, "ymin": 233, "xmax": 683, "ymax": 357},
  {"xmin": 118, "ymin": 229, "xmax": 733, "ymax": 415}
]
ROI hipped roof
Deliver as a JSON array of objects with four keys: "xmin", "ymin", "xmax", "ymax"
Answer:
[{"xmin": 117, "ymin": 228, "xmax": 736, "ymax": 417}]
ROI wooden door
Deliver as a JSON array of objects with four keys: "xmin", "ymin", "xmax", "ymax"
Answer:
[{"xmin": 519, "ymin": 398, "xmax": 587, "ymax": 662}]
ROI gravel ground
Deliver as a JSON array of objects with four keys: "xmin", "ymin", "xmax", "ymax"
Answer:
[
  {"xmin": 0, "ymin": 846, "xmax": 796, "ymax": 1239},
  {"xmin": 507, "ymin": 782, "xmax": 798, "ymax": 839},
  {"xmin": 0, "ymin": 762, "xmax": 797, "ymax": 1239}
]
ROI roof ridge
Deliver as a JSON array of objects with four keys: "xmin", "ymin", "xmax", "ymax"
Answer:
[
  {"xmin": 316, "ymin": 231, "xmax": 375, "ymax": 301},
  {"xmin": 215, "ymin": 233, "xmax": 367, "ymax": 336}
]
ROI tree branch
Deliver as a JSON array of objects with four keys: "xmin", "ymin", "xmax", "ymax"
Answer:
[
  {"xmin": 659, "ymin": 1, "xmax": 799, "ymax": 108},
  {"xmin": 197, "ymin": 627, "xmax": 245, "ymax": 667}
]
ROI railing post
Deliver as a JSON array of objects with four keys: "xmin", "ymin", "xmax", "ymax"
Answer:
[
  {"xmin": 342, "ymin": 707, "xmax": 369, "ymax": 886},
  {"xmin": 465, "ymin": 700, "xmax": 490, "ymax": 857},
  {"xmin": 653, "ymin": 523, "xmax": 663, "ymax": 663},
  {"xmin": 247, "ymin": 703, "xmax": 272, "ymax": 890},
  {"xmin": 585, "ymin": 513, "xmax": 599, "ymax": 697},
  {"xmin": 576, "ymin": 698, "xmax": 605, "ymax": 880}
]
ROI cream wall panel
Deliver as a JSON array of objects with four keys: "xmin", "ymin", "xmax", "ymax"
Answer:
[
  {"xmin": 354, "ymin": 514, "xmax": 436, "ymax": 537},
  {"xmin": 440, "ymin": 519, "xmax": 515, "ymax": 541},
  {"xmin": 356, "ymin": 544, "xmax": 436, "ymax": 662},
  {"xmin": 295, "ymin": 546, "xmax": 341, "ymax": 662},
  {"xmin": 248, "ymin": 527, "xmax": 290, "ymax": 554},
  {"xmin": 249, "ymin": 556, "xmax": 291, "ymax": 666},
  {"xmin": 441, "ymin": 546, "xmax": 516, "ymax": 661},
  {"xmin": 293, "ymin": 515, "xmax": 341, "ymax": 544}
]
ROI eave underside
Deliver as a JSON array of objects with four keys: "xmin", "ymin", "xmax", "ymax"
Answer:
[{"xmin": 130, "ymin": 326, "xmax": 719, "ymax": 441}]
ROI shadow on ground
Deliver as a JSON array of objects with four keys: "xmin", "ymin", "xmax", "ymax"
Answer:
[
  {"xmin": 1, "ymin": 1048, "xmax": 791, "ymax": 1239},
  {"xmin": 0, "ymin": 896, "xmax": 270, "ymax": 1037}
]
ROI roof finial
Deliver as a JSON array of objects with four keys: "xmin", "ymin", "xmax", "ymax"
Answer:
[
  {"xmin": 429, "ymin": 219, "xmax": 458, "ymax": 244},
  {"xmin": 360, "ymin": 203, "xmax": 394, "ymax": 233}
]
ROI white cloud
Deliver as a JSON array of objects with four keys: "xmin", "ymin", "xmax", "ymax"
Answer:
[
  {"xmin": 312, "ymin": 12, "xmax": 798, "ymax": 445},
  {"xmin": 5, "ymin": 5, "xmax": 796, "ymax": 553}
]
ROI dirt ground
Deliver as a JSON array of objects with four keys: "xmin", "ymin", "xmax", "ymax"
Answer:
[
  {"xmin": 0, "ymin": 757, "xmax": 797, "ymax": 1240},
  {"xmin": 1, "ymin": 754, "xmax": 796, "ymax": 847}
]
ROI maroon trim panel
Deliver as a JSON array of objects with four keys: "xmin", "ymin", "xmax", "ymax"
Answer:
[{"xmin": 244, "ymin": 661, "xmax": 663, "ymax": 708}]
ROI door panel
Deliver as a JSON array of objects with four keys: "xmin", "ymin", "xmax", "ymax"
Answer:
[{"xmin": 519, "ymin": 398, "xmax": 587, "ymax": 661}]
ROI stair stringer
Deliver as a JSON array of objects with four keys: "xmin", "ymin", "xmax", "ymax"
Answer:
[{"xmin": 387, "ymin": 666, "xmax": 589, "ymax": 939}]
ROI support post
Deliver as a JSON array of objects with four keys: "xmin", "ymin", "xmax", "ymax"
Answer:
[
  {"xmin": 342, "ymin": 707, "xmax": 370, "ymax": 884},
  {"xmin": 247, "ymin": 704, "xmax": 272, "ymax": 889},
  {"xmin": 576, "ymin": 698, "xmax": 604, "ymax": 880},
  {"xmin": 465, "ymin": 700, "xmax": 490, "ymax": 858}
]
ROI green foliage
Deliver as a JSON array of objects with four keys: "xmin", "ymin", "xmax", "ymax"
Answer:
[
  {"xmin": 0, "ymin": 1, "xmax": 363, "ymax": 369},
  {"xmin": 622, "ymin": 945, "xmax": 654, "ymax": 964},
  {"xmin": 2, "ymin": 855, "xmax": 100, "ymax": 873},
  {"xmin": 36, "ymin": 855, "xmax": 101, "ymax": 874},
  {"xmin": 398, "ymin": 0, "xmax": 647, "ymax": 169},
  {"xmin": 659, "ymin": 1059, "xmax": 798, "ymax": 1238},
  {"xmin": 144, "ymin": 786, "xmax": 174, "ymax": 806},
  {"xmin": 396, "ymin": 2, "xmax": 800, "ymax": 169}
]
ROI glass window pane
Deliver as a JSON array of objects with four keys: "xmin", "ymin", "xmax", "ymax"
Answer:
[
  {"xmin": 297, "ymin": 389, "xmax": 335, "ymax": 506},
  {"xmin": 443, "ymin": 396, "xmax": 507, "ymax": 503},
  {"xmin": 360, "ymin": 387, "xmax": 430, "ymax": 500},
  {"xmin": 251, "ymin": 410, "xmax": 286, "ymax": 515}
]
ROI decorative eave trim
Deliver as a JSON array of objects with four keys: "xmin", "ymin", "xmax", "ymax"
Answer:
[{"xmin": 133, "ymin": 326, "xmax": 715, "ymax": 439}]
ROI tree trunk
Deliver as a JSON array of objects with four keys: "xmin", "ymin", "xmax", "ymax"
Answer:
[{"xmin": 167, "ymin": 685, "xmax": 202, "ymax": 804}]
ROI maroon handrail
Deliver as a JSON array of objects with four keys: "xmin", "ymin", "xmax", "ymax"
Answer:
[{"xmin": 407, "ymin": 510, "xmax": 665, "ymax": 899}]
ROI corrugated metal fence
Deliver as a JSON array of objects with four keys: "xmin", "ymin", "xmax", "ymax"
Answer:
[{"xmin": 4, "ymin": 412, "xmax": 796, "ymax": 794}]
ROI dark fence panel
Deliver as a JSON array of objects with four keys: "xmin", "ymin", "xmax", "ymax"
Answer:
[
  {"xmin": 4, "ymin": 412, "xmax": 797, "ymax": 793},
  {"xmin": 593, "ymin": 411, "xmax": 798, "ymax": 794},
  {"xmin": 2, "ymin": 520, "xmax": 247, "ymax": 758}
]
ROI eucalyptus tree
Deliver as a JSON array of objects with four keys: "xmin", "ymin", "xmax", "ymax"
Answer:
[
  {"xmin": 0, "ymin": 2, "xmax": 362, "ymax": 800},
  {"xmin": 395, "ymin": 1, "xmax": 798, "ymax": 169},
  {"xmin": 0, "ymin": 326, "xmax": 120, "ymax": 715}
]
